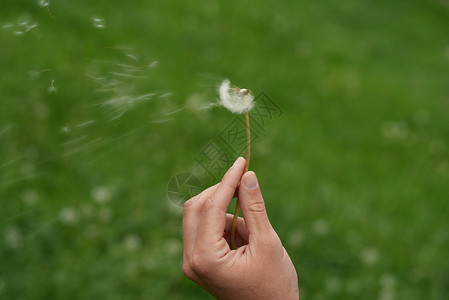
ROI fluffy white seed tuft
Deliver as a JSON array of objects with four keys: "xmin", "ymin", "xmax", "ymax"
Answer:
[{"xmin": 219, "ymin": 79, "xmax": 254, "ymax": 114}]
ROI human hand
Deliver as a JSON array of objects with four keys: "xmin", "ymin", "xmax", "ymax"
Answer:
[{"xmin": 182, "ymin": 157, "xmax": 299, "ymax": 300}]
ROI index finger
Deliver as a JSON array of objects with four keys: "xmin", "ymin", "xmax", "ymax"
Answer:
[{"xmin": 195, "ymin": 157, "xmax": 246, "ymax": 247}]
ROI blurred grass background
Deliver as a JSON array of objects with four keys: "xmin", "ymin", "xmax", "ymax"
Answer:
[{"xmin": 1, "ymin": 0, "xmax": 449, "ymax": 299}]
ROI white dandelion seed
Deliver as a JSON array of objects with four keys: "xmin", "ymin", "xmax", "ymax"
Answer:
[
  {"xmin": 91, "ymin": 17, "xmax": 106, "ymax": 29},
  {"xmin": 38, "ymin": 0, "xmax": 49, "ymax": 8},
  {"xmin": 219, "ymin": 79, "xmax": 255, "ymax": 114},
  {"xmin": 47, "ymin": 79, "xmax": 57, "ymax": 93}
]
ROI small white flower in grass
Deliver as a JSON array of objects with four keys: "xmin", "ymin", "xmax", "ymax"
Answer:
[
  {"xmin": 4, "ymin": 226, "xmax": 22, "ymax": 249},
  {"xmin": 165, "ymin": 239, "xmax": 182, "ymax": 256},
  {"xmin": 123, "ymin": 233, "xmax": 142, "ymax": 251},
  {"xmin": 312, "ymin": 219, "xmax": 329, "ymax": 236},
  {"xmin": 142, "ymin": 255, "xmax": 157, "ymax": 271},
  {"xmin": 98, "ymin": 207, "xmax": 113, "ymax": 223},
  {"xmin": 22, "ymin": 189, "xmax": 39, "ymax": 206},
  {"xmin": 219, "ymin": 79, "xmax": 255, "ymax": 114},
  {"xmin": 360, "ymin": 247, "xmax": 379, "ymax": 266},
  {"xmin": 80, "ymin": 204, "xmax": 94, "ymax": 217},
  {"xmin": 91, "ymin": 186, "xmax": 112, "ymax": 204},
  {"xmin": 59, "ymin": 207, "xmax": 79, "ymax": 225},
  {"xmin": 324, "ymin": 277, "xmax": 342, "ymax": 294},
  {"xmin": 288, "ymin": 229, "xmax": 304, "ymax": 248}
]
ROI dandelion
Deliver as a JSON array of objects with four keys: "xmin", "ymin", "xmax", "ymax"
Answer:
[
  {"xmin": 38, "ymin": 0, "xmax": 54, "ymax": 18},
  {"xmin": 219, "ymin": 79, "xmax": 255, "ymax": 249},
  {"xmin": 219, "ymin": 79, "xmax": 254, "ymax": 114}
]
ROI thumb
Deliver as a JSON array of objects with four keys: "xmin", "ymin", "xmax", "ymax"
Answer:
[{"xmin": 238, "ymin": 171, "xmax": 273, "ymax": 236}]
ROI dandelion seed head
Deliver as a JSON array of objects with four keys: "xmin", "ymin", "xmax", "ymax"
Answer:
[{"xmin": 219, "ymin": 79, "xmax": 254, "ymax": 114}]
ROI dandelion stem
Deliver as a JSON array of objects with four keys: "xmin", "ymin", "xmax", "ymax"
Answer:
[
  {"xmin": 47, "ymin": 6, "xmax": 54, "ymax": 19},
  {"xmin": 231, "ymin": 111, "xmax": 250, "ymax": 250}
]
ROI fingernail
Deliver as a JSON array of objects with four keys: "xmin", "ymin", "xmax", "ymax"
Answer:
[
  {"xmin": 244, "ymin": 171, "xmax": 258, "ymax": 189},
  {"xmin": 232, "ymin": 157, "xmax": 243, "ymax": 168}
]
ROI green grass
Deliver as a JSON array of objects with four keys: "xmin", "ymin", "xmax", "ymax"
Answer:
[{"xmin": 1, "ymin": 0, "xmax": 449, "ymax": 298}]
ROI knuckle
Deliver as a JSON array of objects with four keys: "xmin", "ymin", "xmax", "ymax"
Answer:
[
  {"xmin": 184, "ymin": 193, "xmax": 200, "ymax": 209},
  {"xmin": 247, "ymin": 200, "xmax": 266, "ymax": 213},
  {"xmin": 202, "ymin": 197, "xmax": 215, "ymax": 212},
  {"xmin": 222, "ymin": 180, "xmax": 236, "ymax": 193},
  {"xmin": 182, "ymin": 262, "xmax": 195, "ymax": 279},
  {"xmin": 183, "ymin": 199, "xmax": 193, "ymax": 210},
  {"xmin": 258, "ymin": 233, "xmax": 283, "ymax": 253},
  {"xmin": 189, "ymin": 252, "xmax": 209, "ymax": 275}
]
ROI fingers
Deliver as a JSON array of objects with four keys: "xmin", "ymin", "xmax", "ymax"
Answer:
[
  {"xmin": 182, "ymin": 184, "xmax": 218, "ymax": 281},
  {"xmin": 238, "ymin": 171, "xmax": 274, "ymax": 237},
  {"xmin": 223, "ymin": 214, "xmax": 249, "ymax": 247},
  {"xmin": 195, "ymin": 157, "xmax": 246, "ymax": 248},
  {"xmin": 224, "ymin": 214, "xmax": 249, "ymax": 241},
  {"xmin": 183, "ymin": 184, "xmax": 218, "ymax": 255}
]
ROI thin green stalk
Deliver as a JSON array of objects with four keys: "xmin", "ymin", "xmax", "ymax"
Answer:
[{"xmin": 231, "ymin": 111, "xmax": 250, "ymax": 250}]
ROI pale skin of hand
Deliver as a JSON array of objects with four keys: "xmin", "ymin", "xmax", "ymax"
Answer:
[{"xmin": 182, "ymin": 157, "xmax": 299, "ymax": 300}]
